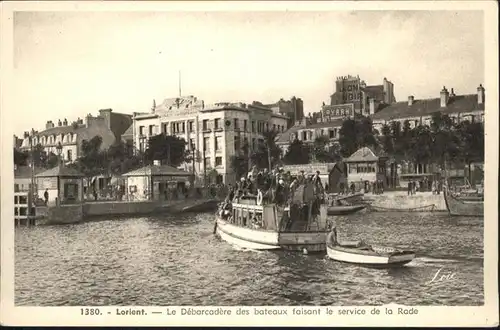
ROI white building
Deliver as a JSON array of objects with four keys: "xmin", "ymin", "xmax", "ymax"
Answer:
[
  {"xmin": 132, "ymin": 95, "xmax": 288, "ymax": 184},
  {"xmin": 18, "ymin": 109, "xmax": 132, "ymax": 164}
]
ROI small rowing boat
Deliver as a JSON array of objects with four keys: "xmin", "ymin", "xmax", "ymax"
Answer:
[
  {"xmin": 367, "ymin": 204, "xmax": 436, "ymax": 213},
  {"xmin": 326, "ymin": 229, "xmax": 415, "ymax": 268},
  {"xmin": 327, "ymin": 204, "xmax": 366, "ymax": 216}
]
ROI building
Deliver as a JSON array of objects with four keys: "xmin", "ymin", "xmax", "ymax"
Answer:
[
  {"xmin": 344, "ymin": 147, "xmax": 388, "ymax": 191},
  {"xmin": 277, "ymin": 84, "xmax": 485, "ymax": 157},
  {"xmin": 35, "ymin": 165, "xmax": 84, "ymax": 205},
  {"xmin": 132, "ymin": 95, "xmax": 289, "ymax": 184},
  {"xmin": 14, "ymin": 165, "xmax": 45, "ymax": 192},
  {"xmin": 323, "ymin": 75, "xmax": 396, "ymax": 120},
  {"xmin": 122, "ymin": 160, "xmax": 193, "ymax": 201},
  {"xmin": 282, "ymin": 162, "xmax": 347, "ymax": 193},
  {"xmin": 18, "ymin": 109, "xmax": 132, "ymax": 164},
  {"xmin": 370, "ymin": 85, "xmax": 485, "ymax": 131},
  {"xmin": 264, "ymin": 96, "xmax": 304, "ymax": 128}
]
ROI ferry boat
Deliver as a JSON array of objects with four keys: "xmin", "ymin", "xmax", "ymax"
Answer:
[{"xmin": 214, "ymin": 183, "xmax": 329, "ymax": 252}]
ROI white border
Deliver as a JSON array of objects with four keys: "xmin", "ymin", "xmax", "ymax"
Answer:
[{"xmin": 1, "ymin": 1, "xmax": 498, "ymax": 327}]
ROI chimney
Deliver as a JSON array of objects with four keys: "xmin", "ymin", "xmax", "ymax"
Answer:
[
  {"xmin": 450, "ymin": 88, "xmax": 456, "ymax": 97},
  {"xmin": 408, "ymin": 96, "xmax": 414, "ymax": 106},
  {"xmin": 58, "ymin": 119, "xmax": 62, "ymax": 126},
  {"xmin": 63, "ymin": 118, "xmax": 68, "ymax": 126},
  {"xmin": 369, "ymin": 98, "xmax": 376, "ymax": 115},
  {"xmin": 477, "ymin": 84, "xmax": 485, "ymax": 104},
  {"xmin": 440, "ymin": 86, "xmax": 449, "ymax": 107},
  {"xmin": 23, "ymin": 131, "xmax": 29, "ymax": 138},
  {"xmin": 46, "ymin": 121, "xmax": 52, "ymax": 129}
]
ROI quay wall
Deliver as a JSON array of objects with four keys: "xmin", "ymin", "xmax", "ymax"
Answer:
[
  {"xmin": 37, "ymin": 204, "xmax": 84, "ymax": 225},
  {"xmin": 364, "ymin": 191, "xmax": 447, "ymax": 211},
  {"xmin": 83, "ymin": 201, "xmax": 162, "ymax": 217}
]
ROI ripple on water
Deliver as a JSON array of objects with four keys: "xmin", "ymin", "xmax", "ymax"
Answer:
[{"xmin": 15, "ymin": 211, "xmax": 483, "ymax": 306}]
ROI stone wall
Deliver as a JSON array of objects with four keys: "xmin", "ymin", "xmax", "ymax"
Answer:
[
  {"xmin": 38, "ymin": 204, "xmax": 84, "ymax": 225},
  {"xmin": 365, "ymin": 191, "xmax": 447, "ymax": 211},
  {"xmin": 83, "ymin": 201, "xmax": 162, "ymax": 217}
]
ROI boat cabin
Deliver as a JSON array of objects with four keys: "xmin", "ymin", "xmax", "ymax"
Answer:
[{"xmin": 224, "ymin": 183, "xmax": 328, "ymax": 233}]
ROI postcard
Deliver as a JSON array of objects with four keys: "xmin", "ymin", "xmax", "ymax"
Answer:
[{"xmin": 1, "ymin": 0, "xmax": 498, "ymax": 327}]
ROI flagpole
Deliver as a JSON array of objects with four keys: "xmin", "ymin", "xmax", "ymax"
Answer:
[{"xmin": 178, "ymin": 70, "xmax": 182, "ymax": 97}]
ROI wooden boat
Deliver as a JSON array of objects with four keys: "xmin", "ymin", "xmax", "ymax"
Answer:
[
  {"xmin": 367, "ymin": 204, "xmax": 436, "ymax": 213},
  {"xmin": 327, "ymin": 204, "xmax": 366, "ymax": 215},
  {"xmin": 180, "ymin": 199, "xmax": 220, "ymax": 213},
  {"xmin": 444, "ymin": 187, "xmax": 484, "ymax": 217},
  {"xmin": 326, "ymin": 230, "xmax": 415, "ymax": 267},
  {"xmin": 327, "ymin": 192, "xmax": 364, "ymax": 206},
  {"xmin": 214, "ymin": 183, "xmax": 329, "ymax": 252}
]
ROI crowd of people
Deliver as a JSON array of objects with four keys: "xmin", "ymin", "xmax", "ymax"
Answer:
[{"xmin": 223, "ymin": 165, "xmax": 326, "ymax": 207}]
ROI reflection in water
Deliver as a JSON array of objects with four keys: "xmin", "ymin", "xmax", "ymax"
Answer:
[{"xmin": 15, "ymin": 211, "xmax": 483, "ymax": 306}]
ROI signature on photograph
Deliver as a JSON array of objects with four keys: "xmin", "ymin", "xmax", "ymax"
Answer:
[{"xmin": 426, "ymin": 267, "xmax": 457, "ymax": 285}]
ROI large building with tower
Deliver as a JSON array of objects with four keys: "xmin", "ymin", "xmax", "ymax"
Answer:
[{"xmin": 131, "ymin": 95, "xmax": 288, "ymax": 185}]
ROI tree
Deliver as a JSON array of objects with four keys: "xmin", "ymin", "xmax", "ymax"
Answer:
[
  {"xmin": 47, "ymin": 152, "xmax": 59, "ymax": 168},
  {"xmin": 429, "ymin": 112, "xmax": 460, "ymax": 170},
  {"xmin": 250, "ymin": 130, "xmax": 282, "ymax": 170},
  {"xmin": 145, "ymin": 133, "xmax": 189, "ymax": 167},
  {"xmin": 106, "ymin": 140, "xmax": 144, "ymax": 175},
  {"xmin": 408, "ymin": 124, "xmax": 433, "ymax": 165},
  {"xmin": 455, "ymin": 120, "xmax": 484, "ymax": 183},
  {"xmin": 73, "ymin": 135, "xmax": 108, "ymax": 187},
  {"xmin": 283, "ymin": 139, "xmax": 310, "ymax": 165},
  {"xmin": 230, "ymin": 140, "xmax": 250, "ymax": 180},
  {"xmin": 338, "ymin": 114, "xmax": 378, "ymax": 157},
  {"xmin": 312, "ymin": 136, "xmax": 341, "ymax": 163},
  {"xmin": 14, "ymin": 148, "xmax": 29, "ymax": 166}
]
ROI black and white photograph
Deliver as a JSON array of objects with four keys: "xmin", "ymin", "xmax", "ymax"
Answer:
[{"xmin": 1, "ymin": 1, "xmax": 498, "ymax": 327}]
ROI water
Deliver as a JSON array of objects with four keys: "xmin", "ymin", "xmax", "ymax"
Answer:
[{"xmin": 15, "ymin": 211, "xmax": 483, "ymax": 306}]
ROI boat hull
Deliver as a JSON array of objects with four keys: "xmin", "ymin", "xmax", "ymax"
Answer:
[
  {"xmin": 327, "ymin": 204, "xmax": 366, "ymax": 215},
  {"xmin": 444, "ymin": 188, "xmax": 484, "ymax": 217},
  {"xmin": 215, "ymin": 218, "xmax": 327, "ymax": 252},
  {"xmin": 326, "ymin": 245, "xmax": 415, "ymax": 268}
]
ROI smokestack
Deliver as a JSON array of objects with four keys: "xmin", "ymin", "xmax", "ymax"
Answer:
[
  {"xmin": 440, "ymin": 86, "xmax": 449, "ymax": 108},
  {"xmin": 408, "ymin": 96, "xmax": 414, "ymax": 106},
  {"xmin": 477, "ymin": 84, "xmax": 485, "ymax": 104},
  {"xmin": 450, "ymin": 88, "xmax": 456, "ymax": 97}
]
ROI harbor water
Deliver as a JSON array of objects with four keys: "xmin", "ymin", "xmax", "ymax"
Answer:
[{"xmin": 15, "ymin": 211, "xmax": 483, "ymax": 306}]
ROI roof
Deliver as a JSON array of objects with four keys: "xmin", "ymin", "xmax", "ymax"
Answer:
[
  {"xmin": 35, "ymin": 165, "xmax": 84, "ymax": 177},
  {"xmin": 305, "ymin": 118, "xmax": 344, "ymax": 129},
  {"xmin": 364, "ymin": 85, "xmax": 384, "ymax": 97},
  {"xmin": 121, "ymin": 124, "xmax": 134, "ymax": 137},
  {"xmin": 371, "ymin": 94, "xmax": 484, "ymax": 121},
  {"xmin": 14, "ymin": 166, "xmax": 46, "ymax": 178},
  {"xmin": 276, "ymin": 118, "xmax": 343, "ymax": 144},
  {"xmin": 122, "ymin": 164, "xmax": 190, "ymax": 177},
  {"xmin": 37, "ymin": 124, "xmax": 85, "ymax": 137},
  {"xmin": 344, "ymin": 147, "xmax": 381, "ymax": 162}
]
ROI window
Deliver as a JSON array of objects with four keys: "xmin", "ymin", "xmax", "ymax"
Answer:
[
  {"xmin": 190, "ymin": 138, "xmax": 195, "ymax": 149},
  {"xmin": 188, "ymin": 121, "xmax": 194, "ymax": 132},
  {"xmin": 252, "ymin": 138, "xmax": 256, "ymax": 149},
  {"xmin": 162, "ymin": 123, "xmax": 168, "ymax": 133},
  {"xmin": 214, "ymin": 118, "xmax": 220, "ymax": 129},
  {"xmin": 67, "ymin": 149, "xmax": 72, "ymax": 161},
  {"xmin": 234, "ymin": 118, "xmax": 239, "ymax": 129},
  {"xmin": 329, "ymin": 130, "xmax": 334, "ymax": 138},
  {"xmin": 234, "ymin": 136, "xmax": 241, "ymax": 151},
  {"xmin": 139, "ymin": 126, "xmax": 144, "ymax": 135},
  {"xmin": 273, "ymin": 124, "xmax": 276, "ymax": 131},
  {"xmin": 203, "ymin": 119, "xmax": 209, "ymax": 131},
  {"xmin": 203, "ymin": 137, "xmax": 210, "ymax": 151},
  {"xmin": 181, "ymin": 122, "xmax": 186, "ymax": 133},
  {"xmin": 215, "ymin": 156, "xmax": 223, "ymax": 167},
  {"xmin": 251, "ymin": 121, "xmax": 255, "ymax": 133},
  {"xmin": 266, "ymin": 123, "xmax": 269, "ymax": 131},
  {"xmin": 149, "ymin": 125, "xmax": 154, "ymax": 135},
  {"xmin": 302, "ymin": 131, "xmax": 307, "ymax": 141},
  {"xmin": 215, "ymin": 136, "xmax": 222, "ymax": 151},
  {"xmin": 244, "ymin": 120, "xmax": 248, "ymax": 131},
  {"xmin": 204, "ymin": 157, "xmax": 211, "ymax": 168}
]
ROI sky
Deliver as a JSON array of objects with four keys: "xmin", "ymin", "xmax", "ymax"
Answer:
[{"xmin": 12, "ymin": 10, "xmax": 484, "ymax": 135}]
